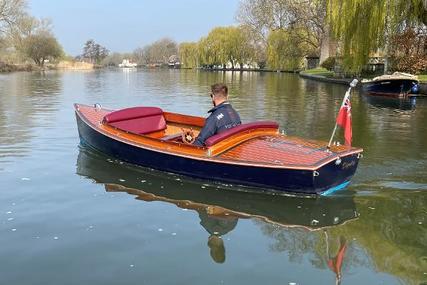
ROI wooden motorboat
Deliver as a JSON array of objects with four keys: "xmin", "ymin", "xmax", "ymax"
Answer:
[
  {"xmin": 76, "ymin": 147, "xmax": 359, "ymax": 229},
  {"xmin": 74, "ymin": 100, "xmax": 363, "ymax": 195},
  {"xmin": 362, "ymin": 72, "xmax": 419, "ymax": 98}
]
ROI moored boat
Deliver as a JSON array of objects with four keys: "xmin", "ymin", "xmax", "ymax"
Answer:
[{"xmin": 362, "ymin": 72, "xmax": 419, "ymax": 98}]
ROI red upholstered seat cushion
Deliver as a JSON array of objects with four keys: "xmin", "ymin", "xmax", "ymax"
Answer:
[
  {"xmin": 103, "ymin": 107, "xmax": 166, "ymax": 135},
  {"xmin": 205, "ymin": 121, "xmax": 279, "ymax": 147},
  {"xmin": 104, "ymin": 107, "xmax": 163, "ymax": 123}
]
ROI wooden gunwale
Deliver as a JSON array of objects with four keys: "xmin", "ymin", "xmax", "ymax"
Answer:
[{"xmin": 75, "ymin": 104, "xmax": 363, "ymax": 171}]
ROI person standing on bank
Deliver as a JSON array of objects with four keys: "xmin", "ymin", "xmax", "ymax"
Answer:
[{"xmin": 193, "ymin": 83, "xmax": 241, "ymax": 146}]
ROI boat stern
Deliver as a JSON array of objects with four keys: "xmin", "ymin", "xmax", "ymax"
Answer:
[{"xmin": 313, "ymin": 151, "xmax": 363, "ymax": 195}]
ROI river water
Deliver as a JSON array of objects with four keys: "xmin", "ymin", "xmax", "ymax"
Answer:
[{"xmin": 0, "ymin": 69, "xmax": 426, "ymax": 285}]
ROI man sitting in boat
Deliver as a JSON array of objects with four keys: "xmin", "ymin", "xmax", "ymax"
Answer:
[{"xmin": 193, "ymin": 83, "xmax": 241, "ymax": 146}]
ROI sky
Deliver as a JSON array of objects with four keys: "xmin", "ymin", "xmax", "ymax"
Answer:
[{"xmin": 29, "ymin": 0, "xmax": 240, "ymax": 56}]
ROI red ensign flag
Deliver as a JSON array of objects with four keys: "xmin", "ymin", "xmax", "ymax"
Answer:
[{"xmin": 336, "ymin": 97, "xmax": 352, "ymax": 146}]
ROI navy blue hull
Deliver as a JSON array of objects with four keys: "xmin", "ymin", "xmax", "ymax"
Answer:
[
  {"xmin": 76, "ymin": 112, "xmax": 360, "ymax": 195},
  {"xmin": 363, "ymin": 79, "xmax": 418, "ymax": 96}
]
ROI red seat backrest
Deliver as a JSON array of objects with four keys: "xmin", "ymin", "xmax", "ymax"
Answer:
[
  {"xmin": 103, "ymin": 107, "xmax": 166, "ymax": 135},
  {"xmin": 104, "ymin": 107, "xmax": 163, "ymax": 123},
  {"xmin": 205, "ymin": 121, "xmax": 279, "ymax": 147}
]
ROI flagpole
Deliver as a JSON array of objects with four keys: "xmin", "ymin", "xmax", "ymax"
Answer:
[{"xmin": 327, "ymin": 79, "xmax": 358, "ymax": 149}]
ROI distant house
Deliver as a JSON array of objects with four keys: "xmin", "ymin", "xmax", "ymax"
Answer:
[
  {"xmin": 224, "ymin": 61, "xmax": 258, "ymax": 69},
  {"xmin": 304, "ymin": 56, "xmax": 320, "ymax": 70},
  {"xmin": 168, "ymin": 55, "xmax": 180, "ymax": 68},
  {"xmin": 118, "ymin": 59, "xmax": 137, "ymax": 68},
  {"xmin": 363, "ymin": 57, "xmax": 385, "ymax": 74}
]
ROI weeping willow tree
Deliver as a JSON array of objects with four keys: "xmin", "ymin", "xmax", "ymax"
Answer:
[
  {"xmin": 179, "ymin": 42, "xmax": 199, "ymax": 68},
  {"xmin": 267, "ymin": 28, "xmax": 313, "ymax": 71},
  {"xmin": 196, "ymin": 26, "xmax": 256, "ymax": 69},
  {"xmin": 327, "ymin": 0, "xmax": 427, "ymax": 73}
]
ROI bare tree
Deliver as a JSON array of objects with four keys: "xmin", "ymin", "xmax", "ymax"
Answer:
[
  {"xmin": 8, "ymin": 16, "xmax": 52, "ymax": 52},
  {"xmin": 236, "ymin": 0, "xmax": 331, "ymax": 63},
  {"xmin": 236, "ymin": 0, "xmax": 296, "ymax": 44},
  {"xmin": 0, "ymin": 0, "xmax": 26, "ymax": 33},
  {"xmin": 139, "ymin": 38, "xmax": 177, "ymax": 64},
  {"xmin": 82, "ymin": 39, "xmax": 109, "ymax": 64},
  {"xmin": 132, "ymin": 47, "xmax": 145, "ymax": 65},
  {"xmin": 23, "ymin": 33, "xmax": 62, "ymax": 66}
]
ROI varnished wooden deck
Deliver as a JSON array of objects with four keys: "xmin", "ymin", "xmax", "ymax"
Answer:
[
  {"xmin": 75, "ymin": 104, "xmax": 363, "ymax": 170},
  {"xmin": 218, "ymin": 136, "xmax": 353, "ymax": 167}
]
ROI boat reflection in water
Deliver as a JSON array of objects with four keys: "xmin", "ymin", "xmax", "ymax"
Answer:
[
  {"xmin": 363, "ymin": 93, "xmax": 418, "ymax": 111},
  {"xmin": 76, "ymin": 146, "xmax": 359, "ymax": 265}
]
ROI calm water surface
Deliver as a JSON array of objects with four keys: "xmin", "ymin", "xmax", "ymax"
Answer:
[{"xmin": 0, "ymin": 69, "xmax": 426, "ymax": 285}]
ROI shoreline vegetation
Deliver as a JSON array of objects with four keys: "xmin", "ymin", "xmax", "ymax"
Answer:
[
  {"xmin": 3, "ymin": 61, "xmax": 426, "ymax": 79},
  {"xmin": 0, "ymin": 60, "xmax": 96, "ymax": 72},
  {"xmin": 2, "ymin": 61, "xmax": 426, "ymax": 94},
  {"xmin": 0, "ymin": 0, "xmax": 425, "ymax": 86},
  {"xmin": 2, "ymin": 62, "xmax": 427, "ymax": 94}
]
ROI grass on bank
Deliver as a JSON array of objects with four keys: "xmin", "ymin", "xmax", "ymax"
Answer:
[
  {"xmin": 300, "ymin": 67, "xmax": 335, "ymax": 77},
  {"xmin": 418, "ymin": 74, "xmax": 427, "ymax": 83}
]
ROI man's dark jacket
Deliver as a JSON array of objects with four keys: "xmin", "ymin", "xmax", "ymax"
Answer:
[{"xmin": 194, "ymin": 102, "xmax": 241, "ymax": 146}]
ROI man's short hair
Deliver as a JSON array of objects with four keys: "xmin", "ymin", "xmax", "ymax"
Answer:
[{"xmin": 211, "ymin": 83, "xmax": 228, "ymax": 98}]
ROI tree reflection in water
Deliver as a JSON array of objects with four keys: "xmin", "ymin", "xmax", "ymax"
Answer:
[{"xmin": 0, "ymin": 72, "xmax": 62, "ymax": 166}]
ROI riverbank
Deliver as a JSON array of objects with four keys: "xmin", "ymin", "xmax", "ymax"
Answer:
[
  {"xmin": 299, "ymin": 72, "xmax": 353, "ymax": 86},
  {"xmin": 0, "ymin": 62, "xmax": 34, "ymax": 72},
  {"xmin": 56, "ymin": 61, "xmax": 95, "ymax": 70},
  {"xmin": 2, "ymin": 62, "xmax": 426, "ymax": 94},
  {"xmin": 0, "ymin": 60, "xmax": 96, "ymax": 73},
  {"xmin": 198, "ymin": 67, "xmax": 299, "ymax": 73}
]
